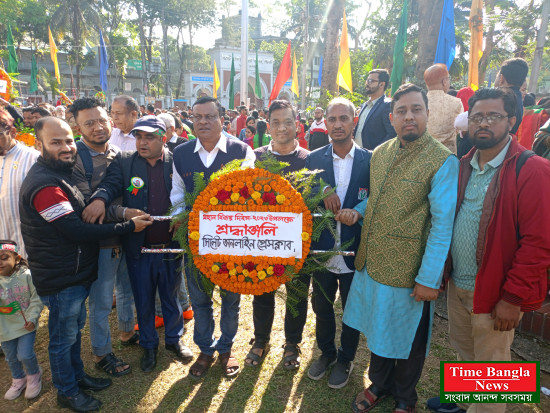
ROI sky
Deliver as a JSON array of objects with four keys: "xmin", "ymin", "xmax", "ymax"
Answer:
[{"xmin": 190, "ymin": 1, "xmax": 378, "ymax": 50}]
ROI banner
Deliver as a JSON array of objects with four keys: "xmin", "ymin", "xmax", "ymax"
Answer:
[{"xmin": 198, "ymin": 211, "xmax": 303, "ymax": 258}]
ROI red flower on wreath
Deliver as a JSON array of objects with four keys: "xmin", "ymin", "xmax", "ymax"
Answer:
[
  {"xmin": 244, "ymin": 262, "xmax": 255, "ymax": 272},
  {"xmin": 216, "ymin": 190, "xmax": 231, "ymax": 202},
  {"xmin": 262, "ymin": 192, "xmax": 277, "ymax": 206},
  {"xmin": 239, "ymin": 186, "xmax": 250, "ymax": 198},
  {"xmin": 219, "ymin": 263, "xmax": 229, "ymax": 274},
  {"xmin": 273, "ymin": 264, "xmax": 285, "ymax": 276}
]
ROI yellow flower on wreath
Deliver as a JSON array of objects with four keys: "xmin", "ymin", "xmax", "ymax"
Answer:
[
  {"xmin": 257, "ymin": 270, "xmax": 267, "ymax": 280},
  {"xmin": 209, "ymin": 197, "xmax": 219, "ymax": 205},
  {"xmin": 301, "ymin": 232, "xmax": 310, "ymax": 241},
  {"xmin": 190, "ymin": 231, "xmax": 200, "ymax": 241},
  {"xmin": 276, "ymin": 195, "xmax": 286, "ymax": 204},
  {"xmin": 251, "ymin": 191, "xmax": 261, "ymax": 200},
  {"xmin": 242, "ymin": 269, "xmax": 249, "ymax": 277},
  {"xmin": 267, "ymin": 266, "xmax": 274, "ymax": 275},
  {"xmin": 230, "ymin": 192, "xmax": 240, "ymax": 202},
  {"xmin": 229, "ymin": 269, "xmax": 237, "ymax": 276},
  {"xmin": 212, "ymin": 265, "xmax": 220, "ymax": 273}
]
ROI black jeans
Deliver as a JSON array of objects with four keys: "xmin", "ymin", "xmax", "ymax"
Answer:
[
  {"xmin": 252, "ymin": 275, "xmax": 311, "ymax": 346},
  {"xmin": 311, "ymin": 270, "xmax": 359, "ymax": 363},
  {"xmin": 368, "ymin": 301, "xmax": 430, "ymax": 407}
]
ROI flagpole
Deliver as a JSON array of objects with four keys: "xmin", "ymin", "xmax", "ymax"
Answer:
[{"xmin": 240, "ymin": 0, "xmax": 249, "ymax": 107}]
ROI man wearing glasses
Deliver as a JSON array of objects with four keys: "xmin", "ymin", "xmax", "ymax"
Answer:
[
  {"xmin": 427, "ymin": 88, "xmax": 550, "ymax": 413},
  {"xmin": 0, "ymin": 108, "xmax": 38, "ymax": 259},
  {"xmin": 353, "ymin": 69, "xmax": 395, "ymax": 150},
  {"xmin": 170, "ymin": 97, "xmax": 255, "ymax": 379}
]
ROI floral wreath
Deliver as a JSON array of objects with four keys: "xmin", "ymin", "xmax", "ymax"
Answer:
[
  {"xmin": 0, "ymin": 68, "xmax": 13, "ymax": 101},
  {"xmin": 188, "ymin": 168, "xmax": 312, "ymax": 295}
]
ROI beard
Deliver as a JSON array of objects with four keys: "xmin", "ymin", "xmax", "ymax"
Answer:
[
  {"xmin": 402, "ymin": 132, "xmax": 421, "ymax": 142},
  {"xmin": 42, "ymin": 148, "xmax": 76, "ymax": 172},
  {"xmin": 471, "ymin": 128, "xmax": 509, "ymax": 150}
]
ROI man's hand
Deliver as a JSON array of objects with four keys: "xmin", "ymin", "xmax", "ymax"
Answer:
[
  {"xmin": 24, "ymin": 321, "xmax": 35, "ymax": 332},
  {"xmin": 83, "ymin": 199, "xmax": 106, "ymax": 224},
  {"xmin": 410, "ymin": 283, "xmax": 439, "ymax": 302},
  {"xmin": 124, "ymin": 208, "xmax": 145, "ymax": 220},
  {"xmin": 491, "ymin": 300, "xmax": 521, "ymax": 331},
  {"xmin": 335, "ymin": 208, "xmax": 361, "ymax": 226},
  {"xmin": 131, "ymin": 214, "xmax": 153, "ymax": 232},
  {"xmin": 170, "ymin": 220, "xmax": 182, "ymax": 233},
  {"xmin": 323, "ymin": 186, "xmax": 341, "ymax": 214}
]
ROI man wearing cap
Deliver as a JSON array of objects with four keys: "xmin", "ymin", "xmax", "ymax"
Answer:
[{"xmin": 83, "ymin": 115, "xmax": 193, "ymax": 373}]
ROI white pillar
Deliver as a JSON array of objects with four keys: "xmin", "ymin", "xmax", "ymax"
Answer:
[{"xmin": 240, "ymin": 0, "xmax": 249, "ymax": 106}]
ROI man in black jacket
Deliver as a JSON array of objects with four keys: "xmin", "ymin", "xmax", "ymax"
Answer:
[
  {"xmin": 19, "ymin": 117, "xmax": 151, "ymax": 412},
  {"xmin": 84, "ymin": 116, "xmax": 193, "ymax": 373}
]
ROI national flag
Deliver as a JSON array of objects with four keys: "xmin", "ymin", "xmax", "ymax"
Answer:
[
  {"xmin": 434, "ymin": 0, "xmax": 456, "ymax": 70},
  {"xmin": 318, "ymin": 56, "xmax": 323, "ymax": 87},
  {"xmin": 468, "ymin": 0, "xmax": 484, "ymax": 90},
  {"xmin": 229, "ymin": 54, "xmax": 235, "ymax": 109},
  {"xmin": 98, "ymin": 30, "xmax": 108, "ymax": 93},
  {"xmin": 0, "ymin": 301, "xmax": 21, "ymax": 315},
  {"xmin": 291, "ymin": 52, "xmax": 299, "ymax": 97},
  {"xmin": 255, "ymin": 50, "xmax": 262, "ymax": 99},
  {"xmin": 213, "ymin": 60, "xmax": 220, "ymax": 99},
  {"xmin": 7, "ymin": 24, "xmax": 18, "ymax": 74},
  {"xmin": 48, "ymin": 26, "xmax": 60, "ymax": 84},
  {"xmin": 30, "ymin": 53, "xmax": 38, "ymax": 93},
  {"xmin": 389, "ymin": 0, "xmax": 409, "ymax": 95},
  {"xmin": 337, "ymin": 10, "xmax": 352, "ymax": 93},
  {"xmin": 269, "ymin": 41, "xmax": 292, "ymax": 104}
]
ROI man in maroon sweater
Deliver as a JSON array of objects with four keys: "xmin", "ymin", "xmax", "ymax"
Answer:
[{"xmin": 428, "ymin": 89, "xmax": 550, "ymax": 413}]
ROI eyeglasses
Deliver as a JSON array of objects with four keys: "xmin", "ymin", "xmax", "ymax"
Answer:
[
  {"xmin": 81, "ymin": 119, "xmax": 110, "ymax": 129},
  {"xmin": 468, "ymin": 113, "xmax": 509, "ymax": 125},
  {"xmin": 366, "ymin": 79, "xmax": 380, "ymax": 84}
]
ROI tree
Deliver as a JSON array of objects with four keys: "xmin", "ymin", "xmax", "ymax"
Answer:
[
  {"xmin": 320, "ymin": 0, "xmax": 344, "ymax": 95},
  {"xmin": 415, "ymin": 0, "xmax": 445, "ymax": 84},
  {"xmin": 50, "ymin": 0, "xmax": 103, "ymax": 93}
]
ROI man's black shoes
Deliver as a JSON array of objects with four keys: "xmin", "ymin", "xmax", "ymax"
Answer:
[
  {"xmin": 57, "ymin": 390, "xmax": 102, "ymax": 412},
  {"xmin": 141, "ymin": 348, "xmax": 158, "ymax": 372},
  {"xmin": 77, "ymin": 374, "xmax": 112, "ymax": 391},
  {"xmin": 165, "ymin": 341, "xmax": 193, "ymax": 361}
]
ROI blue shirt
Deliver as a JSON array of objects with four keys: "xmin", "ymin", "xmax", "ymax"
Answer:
[{"xmin": 451, "ymin": 138, "xmax": 511, "ymax": 291}]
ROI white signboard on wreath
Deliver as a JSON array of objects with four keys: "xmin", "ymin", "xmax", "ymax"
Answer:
[{"xmin": 198, "ymin": 211, "xmax": 303, "ymax": 258}]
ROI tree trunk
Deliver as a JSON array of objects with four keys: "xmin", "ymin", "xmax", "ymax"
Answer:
[
  {"xmin": 134, "ymin": 0, "xmax": 148, "ymax": 95},
  {"xmin": 175, "ymin": 29, "xmax": 185, "ymax": 98},
  {"xmin": 161, "ymin": 7, "xmax": 171, "ymax": 99},
  {"xmin": 321, "ymin": 0, "xmax": 344, "ymax": 97},
  {"xmin": 189, "ymin": 24, "xmax": 194, "ymax": 71},
  {"xmin": 478, "ymin": 0, "xmax": 497, "ymax": 87},
  {"xmin": 414, "ymin": 0, "xmax": 445, "ymax": 85},
  {"xmin": 528, "ymin": 0, "xmax": 550, "ymax": 93},
  {"xmin": 74, "ymin": 8, "xmax": 81, "ymax": 94}
]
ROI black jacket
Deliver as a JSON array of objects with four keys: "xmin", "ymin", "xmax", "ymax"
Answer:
[
  {"xmin": 91, "ymin": 148, "xmax": 173, "ymax": 259},
  {"xmin": 19, "ymin": 157, "xmax": 135, "ymax": 295}
]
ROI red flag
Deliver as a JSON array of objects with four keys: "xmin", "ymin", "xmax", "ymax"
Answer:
[{"xmin": 269, "ymin": 42, "xmax": 292, "ymax": 104}]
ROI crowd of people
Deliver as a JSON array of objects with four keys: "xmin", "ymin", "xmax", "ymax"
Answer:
[{"xmin": 1, "ymin": 55, "xmax": 550, "ymax": 413}]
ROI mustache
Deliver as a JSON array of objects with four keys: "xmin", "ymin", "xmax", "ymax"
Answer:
[{"xmin": 473, "ymin": 129, "xmax": 495, "ymax": 138}]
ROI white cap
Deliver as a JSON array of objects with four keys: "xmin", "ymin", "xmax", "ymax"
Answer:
[{"xmin": 157, "ymin": 113, "xmax": 175, "ymax": 130}]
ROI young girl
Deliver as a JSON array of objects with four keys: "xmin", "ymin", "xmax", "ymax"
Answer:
[{"xmin": 0, "ymin": 240, "xmax": 43, "ymax": 400}]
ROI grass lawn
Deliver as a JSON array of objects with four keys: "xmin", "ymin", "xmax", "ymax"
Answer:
[{"xmin": 0, "ymin": 290, "xmax": 548, "ymax": 412}]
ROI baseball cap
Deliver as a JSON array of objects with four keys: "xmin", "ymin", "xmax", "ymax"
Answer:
[{"xmin": 131, "ymin": 115, "xmax": 166, "ymax": 134}]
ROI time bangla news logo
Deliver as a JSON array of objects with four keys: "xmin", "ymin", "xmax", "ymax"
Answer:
[{"xmin": 440, "ymin": 361, "xmax": 540, "ymax": 404}]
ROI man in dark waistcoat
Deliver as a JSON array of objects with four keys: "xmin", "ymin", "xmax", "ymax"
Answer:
[
  {"xmin": 19, "ymin": 117, "xmax": 151, "ymax": 412},
  {"xmin": 171, "ymin": 97, "xmax": 255, "ymax": 379},
  {"xmin": 83, "ymin": 116, "xmax": 193, "ymax": 373}
]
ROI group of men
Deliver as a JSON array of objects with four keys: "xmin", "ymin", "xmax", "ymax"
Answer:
[{"xmin": 0, "ymin": 54, "xmax": 548, "ymax": 413}]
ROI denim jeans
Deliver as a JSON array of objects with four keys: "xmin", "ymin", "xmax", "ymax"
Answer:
[
  {"xmin": 252, "ymin": 275, "xmax": 311, "ymax": 346},
  {"xmin": 311, "ymin": 270, "xmax": 359, "ymax": 363},
  {"xmin": 88, "ymin": 248, "xmax": 135, "ymax": 356},
  {"xmin": 1, "ymin": 331, "xmax": 40, "ymax": 379},
  {"xmin": 126, "ymin": 252, "xmax": 183, "ymax": 349},
  {"xmin": 40, "ymin": 285, "xmax": 88, "ymax": 397},
  {"xmin": 155, "ymin": 269, "xmax": 190, "ymax": 317},
  {"xmin": 185, "ymin": 265, "xmax": 240, "ymax": 356}
]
